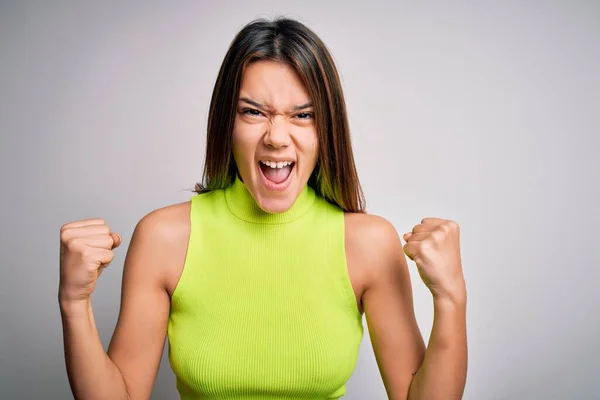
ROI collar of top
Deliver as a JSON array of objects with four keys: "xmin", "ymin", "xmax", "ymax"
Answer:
[{"xmin": 224, "ymin": 174, "xmax": 316, "ymax": 224}]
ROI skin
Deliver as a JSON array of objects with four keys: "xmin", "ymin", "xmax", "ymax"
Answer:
[
  {"xmin": 68, "ymin": 61, "xmax": 436, "ymax": 399},
  {"xmin": 232, "ymin": 60, "xmax": 319, "ymax": 213}
]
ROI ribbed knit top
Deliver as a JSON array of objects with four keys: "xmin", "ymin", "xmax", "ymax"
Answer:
[{"xmin": 167, "ymin": 176, "xmax": 364, "ymax": 400}]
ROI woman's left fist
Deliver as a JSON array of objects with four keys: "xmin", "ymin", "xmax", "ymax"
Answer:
[{"xmin": 403, "ymin": 217, "xmax": 466, "ymax": 302}]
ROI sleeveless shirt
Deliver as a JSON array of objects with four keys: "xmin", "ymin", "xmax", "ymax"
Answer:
[{"xmin": 167, "ymin": 175, "xmax": 364, "ymax": 399}]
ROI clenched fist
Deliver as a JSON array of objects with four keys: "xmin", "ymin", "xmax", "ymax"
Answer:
[
  {"xmin": 403, "ymin": 217, "xmax": 466, "ymax": 303},
  {"xmin": 59, "ymin": 218, "xmax": 122, "ymax": 305}
]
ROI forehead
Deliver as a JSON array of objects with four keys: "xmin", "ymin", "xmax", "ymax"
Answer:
[{"xmin": 239, "ymin": 61, "xmax": 310, "ymax": 107}]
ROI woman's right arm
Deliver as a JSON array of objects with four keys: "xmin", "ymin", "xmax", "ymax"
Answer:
[{"xmin": 59, "ymin": 207, "xmax": 185, "ymax": 400}]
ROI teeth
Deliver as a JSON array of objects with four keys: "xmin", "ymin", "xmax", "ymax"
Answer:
[{"xmin": 261, "ymin": 160, "xmax": 294, "ymax": 169}]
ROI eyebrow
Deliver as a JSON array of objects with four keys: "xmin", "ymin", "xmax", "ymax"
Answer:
[{"xmin": 239, "ymin": 97, "xmax": 313, "ymax": 112}]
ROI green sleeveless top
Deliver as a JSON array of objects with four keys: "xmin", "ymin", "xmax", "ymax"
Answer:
[{"xmin": 167, "ymin": 176, "xmax": 364, "ymax": 399}]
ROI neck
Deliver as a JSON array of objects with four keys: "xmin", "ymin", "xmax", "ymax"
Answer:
[{"xmin": 224, "ymin": 175, "xmax": 315, "ymax": 224}]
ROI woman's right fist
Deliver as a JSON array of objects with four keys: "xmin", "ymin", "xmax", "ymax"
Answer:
[{"xmin": 59, "ymin": 218, "xmax": 122, "ymax": 305}]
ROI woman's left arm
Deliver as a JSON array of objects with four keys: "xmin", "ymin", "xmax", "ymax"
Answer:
[
  {"xmin": 360, "ymin": 216, "xmax": 467, "ymax": 400},
  {"xmin": 402, "ymin": 218, "xmax": 467, "ymax": 400},
  {"xmin": 407, "ymin": 294, "xmax": 467, "ymax": 400}
]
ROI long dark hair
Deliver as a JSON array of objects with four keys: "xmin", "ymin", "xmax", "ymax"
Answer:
[{"xmin": 194, "ymin": 17, "xmax": 365, "ymax": 213}]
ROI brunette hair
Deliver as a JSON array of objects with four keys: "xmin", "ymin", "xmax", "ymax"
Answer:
[{"xmin": 194, "ymin": 17, "xmax": 365, "ymax": 212}]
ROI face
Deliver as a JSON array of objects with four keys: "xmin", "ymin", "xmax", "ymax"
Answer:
[{"xmin": 232, "ymin": 60, "xmax": 319, "ymax": 213}]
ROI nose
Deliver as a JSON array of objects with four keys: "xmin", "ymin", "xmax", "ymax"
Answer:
[{"xmin": 263, "ymin": 116, "xmax": 291, "ymax": 149}]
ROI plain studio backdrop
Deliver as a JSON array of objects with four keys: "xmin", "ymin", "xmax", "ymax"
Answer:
[{"xmin": 1, "ymin": 1, "xmax": 598, "ymax": 399}]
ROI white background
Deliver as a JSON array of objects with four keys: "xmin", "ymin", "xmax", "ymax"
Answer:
[{"xmin": 1, "ymin": 1, "xmax": 598, "ymax": 398}]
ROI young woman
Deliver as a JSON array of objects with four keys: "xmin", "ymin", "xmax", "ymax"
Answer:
[{"xmin": 59, "ymin": 17, "xmax": 467, "ymax": 400}]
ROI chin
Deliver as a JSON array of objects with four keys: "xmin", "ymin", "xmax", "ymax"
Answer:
[
  {"xmin": 256, "ymin": 196, "xmax": 295, "ymax": 214},
  {"xmin": 247, "ymin": 161, "xmax": 301, "ymax": 213},
  {"xmin": 253, "ymin": 179, "xmax": 300, "ymax": 214}
]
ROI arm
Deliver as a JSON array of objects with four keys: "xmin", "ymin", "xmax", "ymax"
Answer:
[
  {"xmin": 358, "ymin": 215, "xmax": 467, "ymax": 399},
  {"xmin": 60, "ymin": 300, "xmax": 132, "ymax": 400},
  {"xmin": 407, "ymin": 294, "xmax": 467, "ymax": 400},
  {"xmin": 61, "ymin": 205, "xmax": 188, "ymax": 399},
  {"xmin": 404, "ymin": 218, "xmax": 468, "ymax": 399},
  {"xmin": 357, "ymin": 215, "xmax": 425, "ymax": 399}
]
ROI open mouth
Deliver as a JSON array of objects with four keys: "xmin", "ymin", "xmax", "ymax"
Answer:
[{"xmin": 258, "ymin": 160, "xmax": 295, "ymax": 190}]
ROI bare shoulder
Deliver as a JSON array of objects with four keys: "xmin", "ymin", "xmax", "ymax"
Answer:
[
  {"xmin": 134, "ymin": 200, "xmax": 191, "ymax": 293},
  {"xmin": 344, "ymin": 212, "xmax": 403, "ymax": 281},
  {"xmin": 135, "ymin": 201, "xmax": 191, "ymax": 245},
  {"xmin": 345, "ymin": 212, "xmax": 425, "ymax": 397},
  {"xmin": 343, "ymin": 212, "xmax": 404, "ymax": 313},
  {"xmin": 106, "ymin": 200, "xmax": 192, "ymax": 399},
  {"xmin": 344, "ymin": 212, "xmax": 399, "ymax": 247}
]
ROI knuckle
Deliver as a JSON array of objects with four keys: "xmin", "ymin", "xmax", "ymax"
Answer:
[
  {"xmin": 446, "ymin": 220, "xmax": 459, "ymax": 232},
  {"xmin": 420, "ymin": 240, "xmax": 432, "ymax": 252},
  {"xmin": 60, "ymin": 227, "xmax": 73, "ymax": 242},
  {"xmin": 432, "ymin": 229, "xmax": 443, "ymax": 240},
  {"xmin": 65, "ymin": 237, "xmax": 81, "ymax": 250},
  {"xmin": 81, "ymin": 250, "xmax": 97, "ymax": 263}
]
